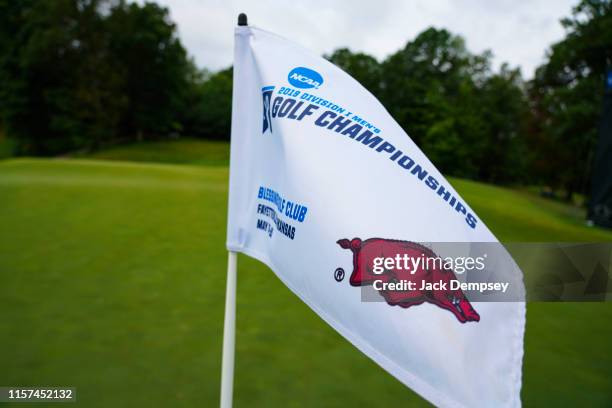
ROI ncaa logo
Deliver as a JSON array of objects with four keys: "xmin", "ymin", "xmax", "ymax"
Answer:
[{"xmin": 288, "ymin": 67, "xmax": 323, "ymax": 89}]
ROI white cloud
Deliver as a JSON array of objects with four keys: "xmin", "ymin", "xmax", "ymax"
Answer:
[{"xmin": 151, "ymin": 0, "xmax": 577, "ymax": 78}]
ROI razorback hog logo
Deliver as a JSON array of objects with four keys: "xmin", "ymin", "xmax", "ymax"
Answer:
[{"xmin": 337, "ymin": 238, "xmax": 480, "ymax": 323}]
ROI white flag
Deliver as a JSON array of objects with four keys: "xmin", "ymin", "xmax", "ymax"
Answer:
[{"xmin": 227, "ymin": 24, "xmax": 525, "ymax": 407}]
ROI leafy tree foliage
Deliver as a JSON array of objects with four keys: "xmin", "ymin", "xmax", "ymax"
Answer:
[
  {"xmin": 182, "ymin": 68, "xmax": 233, "ymax": 140},
  {"xmin": 529, "ymin": 0, "xmax": 612, "ymax": 199},
  {"xmin": 326, "ymin": 48, "xmax": 383, "ymax": 97},
  {"xmin": 328, "ymin": 28, "xmax": 527, "ymax": 182},
  {"xmin": 106, "ymin": 1, "xmax": 190, "ymax": 139},
  {"xmin": 0, "ymin": 0, "xmax": 609, "ymax": 197},
  {"xmin": 0, "ymin": 0, "xmax": 191, "ymax": 154}
]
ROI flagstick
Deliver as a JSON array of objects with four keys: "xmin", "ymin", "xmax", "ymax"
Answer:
[
  {"xmin": 220, "ymin": 13, "xmax": 247, "ymax": 408},
  {"xmin": 220, "ymin": 251, "xmax": 237, "ymax": 408}
]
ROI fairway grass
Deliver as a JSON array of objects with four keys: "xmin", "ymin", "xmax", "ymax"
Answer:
[
  {"xmin": 1, "ymin": 158, "xmax": 611, "ymax": 407},
  {"xmin": 73, "ymin": 139, "xmax": 230, "ymax": 166}
]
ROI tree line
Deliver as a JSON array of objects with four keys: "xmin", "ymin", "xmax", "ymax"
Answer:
[
  {"xmin": 0, "ymin": 0, "xmax": 610, "ymax": 199},
  {"xmin": 0, "ymin": 0, "xmax": 232, "ymax": 154}
]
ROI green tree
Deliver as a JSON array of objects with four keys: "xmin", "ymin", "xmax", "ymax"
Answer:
[
  {"xmin": 529, "ymin": 0, "xmax": 612, "ymax": 199},
  {"xmin": 106, "ymin": 1, "xmax": 190, "ymax": 140},
  {"xmin": 376, "ymin": 27, "xmax": 529, "ymax": 181},
  {"xmin": 0, "ymin": 0, "xmax": 193, "ymax": 154},
  {"xmin": 379, "ymin": 28, "xmax": 481, "ymax": 147},
  {"xmin": 0, "ymin": 0, "xmax": 125, "ymax": 154},
  {"xmin": 325, "ymin": 48, "xmax": 382, "ymax": 96},
  {"xmin": 183, "ymin": 67, "xmax": 233, "ymax": 140},
  {"xmin": 477, "ymin": 65, "xmax": 528, "ymax": 183},
  {"xmin": 325, "ymin": 28, "xmax": 529, "ymax": 182}
]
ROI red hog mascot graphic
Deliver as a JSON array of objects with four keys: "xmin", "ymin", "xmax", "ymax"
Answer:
[{"xmin": 337, "ymin": 238, "xmax": 480, "ymax": 323}]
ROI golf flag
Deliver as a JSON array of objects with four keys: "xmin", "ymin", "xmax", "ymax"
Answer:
[{"xmin": 227, "ymin": 23, "xmax": 525, "ymax": 408}]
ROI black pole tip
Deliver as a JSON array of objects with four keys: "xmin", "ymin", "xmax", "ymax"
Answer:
[{"xmin": 238, "ymin": 13, "xmax": 248, "ymax": 26}]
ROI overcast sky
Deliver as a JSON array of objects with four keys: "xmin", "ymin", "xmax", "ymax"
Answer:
[{"xmin": 149, "ymin": 0, "xmax": 577, "ymax": 79}]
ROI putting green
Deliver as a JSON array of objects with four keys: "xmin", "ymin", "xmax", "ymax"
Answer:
[{"xmin": 1, "ymin": 157, "xmax": 610, "ymax": 407}]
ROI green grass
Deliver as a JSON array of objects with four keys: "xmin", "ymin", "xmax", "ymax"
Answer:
[
  {"xmin": 74, "ymin": 138, "xmax": 230, "ymax": 166},
  {"xmin": 1, "ymin": 154, "xmax": 611, "ymax": 407},
  {"xmin": 448, "ymin": 178, "xmax": 612, "ymax": 241}
]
